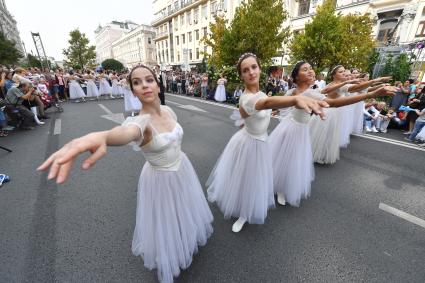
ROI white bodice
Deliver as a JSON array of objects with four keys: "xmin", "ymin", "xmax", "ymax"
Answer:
[
  {"xmin": 122, "ymin": 106, "xmax": 183, "ymax": 171},
  {"xmin": 280, "ymin": 88, "xmax": 326, "ymax": 124},
  {"xmin": 239, "ymin": 91, "xmax": 271, "ymax": 141}
]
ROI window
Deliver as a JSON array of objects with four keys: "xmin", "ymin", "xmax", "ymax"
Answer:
[
  {"xmin": 165, "ymin": 40, "xmax": 168, "ymax": 48},
  {"xmin": 201, "ymin": 4, "xmax": 207, "ymax": 20},
  {"xmin": 211, "ymin": 1, "xmax": 217, "ymax": 14},
  {"xmin": 176, "ymin": 36, "xmax": 179, "ymax": 45},
  {"xmin": 195, "ymin": 29, "xmax": 199, "ymax": 40},
  {"xmin": 174, "ymin": 18, "xmax": 178, "ymax": 31},
  {"xmin": 182, "ymin": 34, "xmax": 185, "ymax": 44},
  {"xmin": 203, "ymin": 27, "xmax": 208, "ymax": 38},
  {"xmin": 177, "ymin": 51, "xmax": 180, "ymax": 61},
  {"xmin": 189, "ymin": 32, "xmax": 192, "ymax": 42},
  {"xmin": 298, "ymin": 0, "xmax": 310, "ymax": 16},
  {"xmin": 187, "ymin": 11, "xmax": 192, "ymax": 25},
  {"xmin": 416, "ymin": 21, "xmax": 425, "ymax": 37},
  {"xmin": 189, "ymin": 49, "xmax": 192, "ymax": 60},
  {"xmin": 194, "ymin": 7, "xmax": 199, "ymax": 24},
  {"xmin": 148, "ymin": 37, "xmax": 151, "ymax": 44},
  {"xmin": 180, "ymin": 14, "xmax": 184, "ymax": 26},
  {"xmin": 196, "ymin": 48, "xmax": 199, "ymax": 59},
  {"xmin": 204, "ymin": 45, "xmax": 207, "ymax": 54},
  {"xmin": 377, "ymin": 20, "xmax": 397, "ymax": 43}
]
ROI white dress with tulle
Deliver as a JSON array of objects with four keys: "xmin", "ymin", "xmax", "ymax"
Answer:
[
  {"xmin": 122, "ymin": 106, "xmax": 213, "ymax": 283},
  {"xmin": 68, "ymin": 79, "xmax": 86, "ymax": 100},
  {"xmin": 416, "ymin": 125, "xmax": 425, "ymax": 141},
  {"xmin": 214, "ymin": 78, "xmax": 227, "ymax": 102},
  {"xmin": 336, "ymin": 84, "xmax": 354, "ymax": 148},
  {"xmin": 111, "ymin": 79, "xmax": 121, "ymax": 95},
  {"xmin": 309, "ymin": 106, "xmax": 341, "ymax": 164},
  {"xmin": 99, "ymin": 76, "xmax": 112, "ymax": 95},
  {"xmin": 86, "ymin": 79, "xmax": 100, "ymax": 98},
  {"xmin": 207, "ymin": 91, "xmax": 275, "ymax": 224},
  {"xmin": 123, "ymin": 86, "xmax": 142, "ymax": 112},
  {"xmin": 351, "ymin": 88, "xmax": 367, "ymax": 134},
  {"xmin": 269, "ymin": 88, "xmax": 321, "ymax": 207}
]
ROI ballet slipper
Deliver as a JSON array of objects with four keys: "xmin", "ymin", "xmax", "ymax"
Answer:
[
  {"xmin": 277, "ymin": 193, "xmax": 286, "ymax": 206},
  {"xmin": 232, "ymin": 217, "xmax": 247, "ymax": 233}
]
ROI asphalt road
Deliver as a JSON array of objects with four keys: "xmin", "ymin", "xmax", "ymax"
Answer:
[{"xmin": 1, "ymin": 93, "xmax": 424, "ymax": 283}]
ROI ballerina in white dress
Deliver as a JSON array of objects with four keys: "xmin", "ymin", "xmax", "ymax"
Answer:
[
  {"xmin": 68, "ymin": 74, "xmax": 86, "ymax": 102},
  {"xmin": 84, "ymin": 70, "xmax": 100, "ymax": 100},
  {"xmin": 214, "ymin": 75, "xmax": 227, "ymax": 102},
  {"xmin": 122, "ymin": 76, "xmax": 142, "ymax": 116},
  {"xmin": 269, "ymin": 61, "xmax": 396, "ymax": 207},
  {"xmin": 207, "ymin": 53, "xmax": 328, "ymax": 233},
  {"xmin": 38, "ymin": 65, "xmax": 213, "ymax": 283},
  {"xmin": 111, "ymin": 72, "xmax": 121, "ymax": 98},
  {"xmin": 98, "ymin": 71, "xmax": 112, "ymax": 98}
]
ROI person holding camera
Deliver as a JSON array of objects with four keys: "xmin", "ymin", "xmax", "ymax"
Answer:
[{"xmin": 5, "ymin": 80, "xmax": 38, "ymax": 130}]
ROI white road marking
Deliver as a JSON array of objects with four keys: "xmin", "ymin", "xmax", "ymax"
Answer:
[
  {"xmin": 98, "ymin": 103, "xmax": 113, "ymax": 115},
  {"xmin": 166, "ymin": 100, "xmax": 183, "ymax": 106},
  {"xmin": 165, "ymin": 100, "xmax": 208, "ymax": 112},
  {"xmin": 53, "ymin": 119, "xmax": 61, "ymax": 135},
  {"xmin": 379, "ymin": 202, "xmax": 425, "ymax": 229},
  {"xmin": 101, "ymin": 113, "xmax": 125, "ymax": 125},
  {"xmin": 352, "ymin": 134, "xmax": 425, "ymax": 152}
]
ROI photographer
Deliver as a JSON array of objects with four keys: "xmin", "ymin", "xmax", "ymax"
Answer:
[{"xmin": 5, "ymin": 80, "xmax": 37, "ymax": 130}]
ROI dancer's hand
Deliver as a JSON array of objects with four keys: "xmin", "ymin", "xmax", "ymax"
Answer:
[
  {"xmin": 346, "ymin": 79, "xmax": 361, "ymax": 84},
  {"xmin": 293, "ymin": 96, "xmax": 329, "ymax": 120},
  {"xmin": 37, "ymin": 132, "xmax": 108, "ymax": 184},
  {"xmin": 375, "ymin": 76, "xmax": 392, "ymax": 83},
  {"xmin": 372, "ymin": 85, "xmax": 397, "ymax": 98}
]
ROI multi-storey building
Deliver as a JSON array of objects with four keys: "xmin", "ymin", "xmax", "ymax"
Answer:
[
  {"xmin": 95, "ymin": 21, "xmax": 139, "ymax": 64},
  {"xmin": 151, "ymin": 0, "xmax": 244, "ymax": 70},
  {"xmin": 0, "ymin": 0, "xmax": 24, "ymax": 54},
  {"xmin": 111, "ymin": 25, "xmax": 157, "ymax": 68}
]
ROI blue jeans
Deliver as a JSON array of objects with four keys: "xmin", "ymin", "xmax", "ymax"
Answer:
[
  {"xmin": 409, "ymin": 120, "xmax": 425, "ymax": 141},
  {"xmin": 201, "ymin": 86, "xmax": 208, "ymax": 98}
]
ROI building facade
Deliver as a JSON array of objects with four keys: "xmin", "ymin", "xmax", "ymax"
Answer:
[
  {"xmin": 151, "ymin": 0, "xmax": 244, "ymax": 70},
  {"xmin": 0, "ymin": 0, "xmax": 24, "ymax": 54},
  {"xmin": 94, "ymin": 21, "xmax": 139, "ymax": 64},
  {"xmin": 111, "ymin": 25, "xmax": 156, "ymax": 68}
]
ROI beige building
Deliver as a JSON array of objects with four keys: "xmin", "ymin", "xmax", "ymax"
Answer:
[
  {"xmin": 0, "ymin": 0, "xmax": 24, "ymax": 54},
  {"xmin": 95, "ymin": 21, "xmax": 139, "ymax": 64},
  {"xmin": 111, "ymin": 25, "xmax": 157, "ymax": 68},
  {"xmin": 151, "ymin": 0, "xmax": 244, "ymax": 70}
]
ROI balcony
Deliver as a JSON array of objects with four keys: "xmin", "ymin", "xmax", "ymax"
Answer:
[
  {"xmin": 154, "ymin": 31, "xmax": 168, "ymax": 41},
  {"xmin": 152, "ymin": 0, "xmax": 202, "ymax": 26}
]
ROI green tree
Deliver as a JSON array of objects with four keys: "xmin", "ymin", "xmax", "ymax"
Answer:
[
  {"xmin": 290, "ymin": 0, "xmax": 375, "ymax": 72},
  {"xmin": 338, "ymin": 13, "xmax": 375, "ymax": 70},
  {"xmin": 367, "ymin": 49, "xmax": 380, "ymax": 76},
  {"xmin": 380, "ymin": 55, "xmax": 393, "ymax": 77},
  {"xmin": 101, "ymin": 58, "xmax": 124, "ymax": 71},
  {"xmin": 290, "ymin": 0, "xmax": 341, "ymax": 72},
  {"xmin": 204, "ymin": 0, "xmax": 289, "ymax": 68},
  {"xmin": 392, "ymin": 53, "xmax": 411, "ymax": 82},
  {"xmin": 26, "ymin": 54, "xmax": 42, "ymax": 68},
  {"xmin": 0, "ymin": 32, "xmax": 23, "ymax": 65},
  {"xmin": 63, "ymin": 29, "xmax": 96, "ymax": 69}
]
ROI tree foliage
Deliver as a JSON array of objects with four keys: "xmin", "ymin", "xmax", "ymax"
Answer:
[
  {"xmin": 290, "ymin": 0, "xmax": 375, "ymax": 72},
  {"xmin": 203, "ymin": 0, "xmax": 289, "ymax": 68},
  {"xmin": 26, "ymin": 54, "xmax": 42, "ymax": 68},
  {"xmin": 380, "ymin": 53, "xmax": 411, "ymax": 82},
  {"xmin": 63, "ymin": 29, "xmax": 96, "ymax": 69},
  {"xmin": 101, "ymin": 58, "xmax": 124, "ymax": 71},
  {"xmin": 0, "ymin": 32, "xmax": 23, "ymax": 65}
]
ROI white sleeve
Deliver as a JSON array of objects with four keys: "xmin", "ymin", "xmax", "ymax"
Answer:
[
  {"xmin": 122, "ymin": 114, "xmax": 151, "ymax": 144},
  {"xmin": 370, "ymin": 106, "xmax": 380, "ymax": 117},
  {"xmin": 240, "ymin": 94, "xmax": 266, "ymax": 115},
  {"xmin": 363, "ymin": 108, "xmax": 372, "ymax": 117}
]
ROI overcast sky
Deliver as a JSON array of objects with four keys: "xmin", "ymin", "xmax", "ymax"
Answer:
[{"xmin": 7, "ymin": 0, "xmax": 154, "ymax": 61}]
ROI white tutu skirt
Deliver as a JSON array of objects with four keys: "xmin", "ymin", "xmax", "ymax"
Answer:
[
  {"xmin": 309, "ymin": 107, "xmax": 340, "ymax": 164},
  {"xmin": 269, "ymin": 117, "xmax": 314, "ymax": 207},
  {"xmin": 207, "ymin": 129, "xmax": 275, "ymax": 224},
  {"xmin": 416, "ymin": 126, "xmax": 425, "ymax": 141},
  {"xmin": 86, "ymin": 80, "xmax": 99, "ymax": 98},
  {"xmin": 339, "ymin": 105, "xmax": 353, "ymax": 148},
  {"xmin": 68, "ymin": 81, "xmax": 86, "ymax": 99},
  {"xmin": 132, "ymin": 153, "xmax": 213, "ymax": 283},
  {"xmin": 214, "ymin": 85, "xmax": 226, "ymax": 102},
  {"xmin": 352, "ymin": 101, "xmax": 364, "ymax": 134},
  {"xmin": 124, "ymin": 88, "xmax": 142, "ymax": 112},
  {"xmin": 112, "ymin": 80, "xmax": 121, "ymax": 95},
  {"xmin": 99, "ymin": 78, "xmax": 111, "ymax": 95}
]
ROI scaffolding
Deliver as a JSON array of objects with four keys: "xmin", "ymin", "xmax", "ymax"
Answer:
[{"xmin": 31, "ymin": 32, "xmax": 50, "ymax": 69}]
